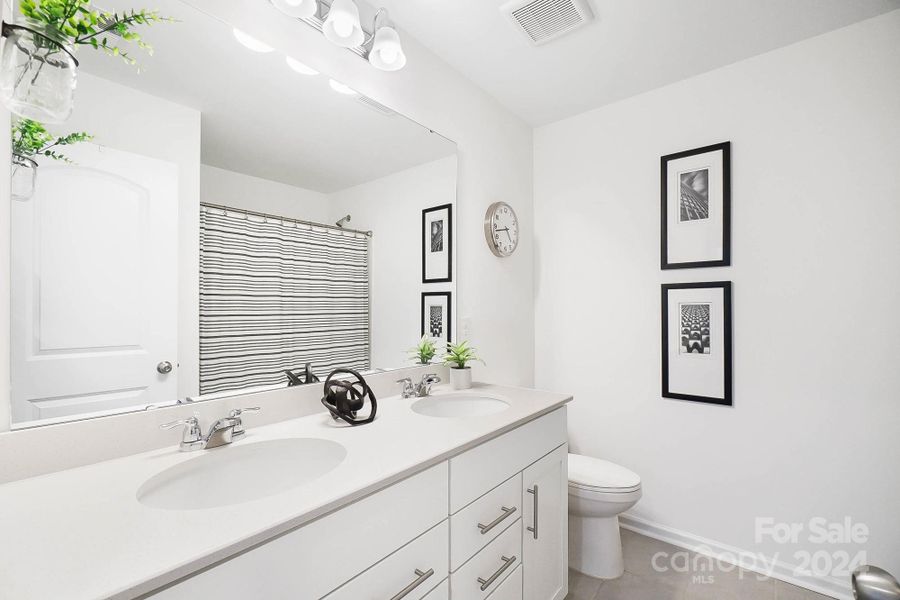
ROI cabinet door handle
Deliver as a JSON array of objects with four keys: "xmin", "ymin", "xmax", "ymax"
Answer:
[
  {"xmin": 477, "ymin": 555, "xmax": 517, "ymax": 591},
  {"xmin": 477, "ymin": 506, "xmax": 517, "ymax": 535},
  {"xmin": 526, "ymin": 485, "xmax": 539, "ymax": 540},
  {"xmin": 390, "ymin": 568, "xmax": 434, "ymax": 600}
]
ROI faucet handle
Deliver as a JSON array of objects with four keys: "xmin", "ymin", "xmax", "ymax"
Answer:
[
  {"xmin": 396, "ymin": 377, "xmax": 414, "ymax": 398},
  {"xmin": 160, "ymin": 414, "xmax": 203, "ymax": 451},
  {"xmin": 228, "ymin": 407, "xmax": 260, "ymax": 437},
  {"xmin": 159, "ymin": 415, "xmax": 198, "ymax": 430},
  {"xmin": 228, "ymin": 406, "xmax": 260, "ymax": 418}
]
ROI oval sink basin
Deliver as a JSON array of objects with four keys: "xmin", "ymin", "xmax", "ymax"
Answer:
[
  {"xmin": 411, "ymin": 394, "xmax": 510, "ymax": 418},
  {"xmin": 137, "ymin": 438, "xmax": 346, "ymax": 510}
]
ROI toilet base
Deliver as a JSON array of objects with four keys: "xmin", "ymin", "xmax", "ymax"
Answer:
[{"xmin": 568, "ymin": 514, "xmax": 625, "ymax": 579}]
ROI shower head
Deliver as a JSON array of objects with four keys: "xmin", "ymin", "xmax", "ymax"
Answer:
[{"xmin": 335, "ymin": 214, "xmax": 351, "ymax": 228}]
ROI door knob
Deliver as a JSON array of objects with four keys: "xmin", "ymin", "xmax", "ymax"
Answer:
[{"xmin": 157, "ymin": 361, "xmax": 174, "ymax": 374}]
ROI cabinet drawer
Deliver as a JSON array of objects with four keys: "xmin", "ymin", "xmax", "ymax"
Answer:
[
  {"xmin": 450, "ymin": 519, "xmax": 522, "ymax": 599},
  {"xmin": 325, "ymin": 521, "xmax": 449, "ymax": 600},
  {"xmin": 422, "ymin": 579, "xmax": 449, "ymax": 600},
  {"xmin": 450, "ymin": 473, "xmax": 522, "ymax": 571},
  {"xmin": 486, "ymin": 565, "xmax": 522, "ymax": 600},
  {"xmin": 147, "ymin": 462, "xmax": 449, "ymax": 600},
  {"xmin": 449, "ymin": 407, "xmax": 566, "ymax": 512}
]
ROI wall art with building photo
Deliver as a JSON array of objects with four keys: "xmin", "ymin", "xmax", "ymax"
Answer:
[
  {"xmin": 421, "ymin": 291, "xmax": 452, "ymax": 348},
  {"xmin": 661, "ymin": 281, "xmax": 732, "ymax": 406},
  {"xmin": 661, "ymin": 141, "xmax": 731, "ymax": 269},
  {"xmin": 422, "ymin": 203, "xmax": 452, "ymax": 283}
]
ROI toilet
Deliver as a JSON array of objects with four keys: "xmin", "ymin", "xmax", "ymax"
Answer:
[{"xmin": 567, "ymin": 453, "xmax": 642, "ymax": 579}]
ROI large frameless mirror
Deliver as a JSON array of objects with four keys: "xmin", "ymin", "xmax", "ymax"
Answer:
[{"xmin": 8, "ymin": 0, "xmax": 457, "ymax": 428}]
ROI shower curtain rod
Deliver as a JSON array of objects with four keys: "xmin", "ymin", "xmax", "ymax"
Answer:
[{"xmin": 201, "ymin": 202, "xmax": 373, "ymax": 238}]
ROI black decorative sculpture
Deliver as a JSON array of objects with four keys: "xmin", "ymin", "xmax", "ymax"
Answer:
[
  {"xmin": 321, "ymin": 368, "xmax": 377, "ymax": 426},
  {"xmin": 285, "ymin": 363, "xmax": 320, "ymax": 387}
]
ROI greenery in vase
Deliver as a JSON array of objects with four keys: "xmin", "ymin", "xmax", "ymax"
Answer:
[
  {"xmin": 12, "ymin": 118, "xmax": 92, "ymax": 163},
  {"xmin": 408, "ymin": 335, "xmax": 438, "ymax": 364},
  {"xmin": 19, "ymin": 0, "xmax": 171, "ymax": 66},
  {"xmin": 443, "ymin": 340, "xmax": 484, "ymax": 370}
]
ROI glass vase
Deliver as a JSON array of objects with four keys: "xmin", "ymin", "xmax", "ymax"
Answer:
[
  {"xmin": 0, "ymin": 19, "xmax": 78, "ymax": 123},
  {"xmin": 11, "ymin": 154, "xmax": 37, "ymax": 201}
]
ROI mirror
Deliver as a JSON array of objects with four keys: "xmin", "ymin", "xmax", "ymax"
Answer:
[{"xmin": 8, "ymin": 0, "xmax": 457, "ymax": 428}]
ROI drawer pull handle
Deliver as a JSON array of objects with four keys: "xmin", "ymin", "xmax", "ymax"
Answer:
[
  {"xmin": 526, "ymin": 485, "xmax": 539, "ymax": 540},
  {"xmin": 477, "ymin": 555, "xmax": 517, "ymax": 591},
  {"xmin": 390, "ymin": 568, "xmax": 434, "ymax": 600},
  {"xmin": 477, "ymin": 506, "xmax": 517, "ymax": 535}
]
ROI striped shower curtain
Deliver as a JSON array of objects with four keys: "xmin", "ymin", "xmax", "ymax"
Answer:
[{"xmin": 199, "ymin": 204, "xmax": 370, "ymax": 395}]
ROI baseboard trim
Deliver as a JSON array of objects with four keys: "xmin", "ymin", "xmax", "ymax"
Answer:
[{"xmin": 619, "ymin": 514, "xmax": 851, "ymax": 600}]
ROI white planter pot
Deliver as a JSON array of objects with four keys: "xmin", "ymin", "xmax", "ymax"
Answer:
[{"xmin": 450, "ymin": 367, "xmax": 472, "ymax": 390}]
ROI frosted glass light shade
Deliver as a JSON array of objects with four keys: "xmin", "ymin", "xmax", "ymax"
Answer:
[
  {"xmin": 271, "ymin": 0, "xmax": 318, "ymax": 18},
  {"xmin": 369, "ymin": 26, "xmax": 406, "ymax": 71},
  {"xmin": 323, "ymin": 0, "xmax": 364, "ymax": 48}
]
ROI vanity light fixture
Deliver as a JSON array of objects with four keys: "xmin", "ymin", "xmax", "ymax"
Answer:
[
  {"xmin": 328, "ymin": 79, "xmax": 356, "ymax": 95},
  {"xmin": 271, "ymin": 0, "xmax": 318, "ymax": 19},
  {"xmin": 268, "ymin": 0, "xmax": 407, "ymax": 71},
  {"xmin": 285, "ymin": 56, "xmax": 319, "ymax": 75},
  {"xmin": 323, "ymin": 0, "xmax": 365, "ymax": 48},
  {"xmin": 232, "ymin": 28, "xmax": 274, "ymax": 53}
]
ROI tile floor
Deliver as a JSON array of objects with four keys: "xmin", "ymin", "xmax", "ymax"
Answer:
[{"xmin": 566, "ymin": 529, "xmax": 836, "ymax": 600}]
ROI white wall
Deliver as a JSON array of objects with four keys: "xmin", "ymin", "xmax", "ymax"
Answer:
[
  {"xmin": 330, "ymin": 156, "xmax": 457, "ymax": 369},
  {"xmin": 534, "ymin": 10, "xmax": 900, "ymax": 594},
  {"xmin": 200, "ymin": 164, "xmax": 330, "ymax": 223},
  {"xmin": 50, "ymin": 73, "xmax": 203, "ymax": 402}
]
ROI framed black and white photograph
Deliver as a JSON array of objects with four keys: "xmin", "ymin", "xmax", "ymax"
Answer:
[
  {"xmin": 661, "ymin": 142, "xmax": 731, "ymax": 269},
  {"xmin": 421, "ymin": 291, "xmax": 452, "ymax": 348},
  {"xmin": 422, "ymin": 203, "xmax": 452, "ymax": 283},
  {"xmin": 661, "ymin": 281, "xmax": 732, "ymax": 406}
]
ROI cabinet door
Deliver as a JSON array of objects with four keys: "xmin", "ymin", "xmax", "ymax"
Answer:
[{"xmin": 522, "ymin": 444, "xmax": 568, "ymax": 600}]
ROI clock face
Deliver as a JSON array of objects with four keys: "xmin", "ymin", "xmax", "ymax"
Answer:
[{"xmin": 484, "ymin": 202, "xmax": 519, "ymax": 257}]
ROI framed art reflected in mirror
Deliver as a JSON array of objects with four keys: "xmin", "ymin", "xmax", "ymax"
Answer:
[
  {"xmin": 422, "ymin": 203, "xmax": 452, "ymax": 283},
  {"xmin": 421, "ymin": 292, "xmax": 451, "ymax": 350}
]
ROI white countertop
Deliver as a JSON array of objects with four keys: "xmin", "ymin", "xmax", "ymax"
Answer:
[{"xmin": 0, "ymin": 383, "xmax": 570, "ymax": 600}]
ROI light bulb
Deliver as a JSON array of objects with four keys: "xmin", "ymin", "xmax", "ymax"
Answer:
[
  {"xmin": 333, "ymin": 16, "xmax": 353, "ymax": 38},
  {"xmin": 369, "ymin": 26, "xmax": 406, "ymax": 71},
  {"xmin": 323, "ymin": 0, "xmax": 363, "ymax": 47}
]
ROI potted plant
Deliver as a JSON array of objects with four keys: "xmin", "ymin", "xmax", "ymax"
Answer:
[
  {"xmin": 11, "ymin": 117, "xmax": 92, "ymax": 200},
  {"xmin": 408, "ymin": 335, "xmax": 438, "ymax": 365},
  {"xmin": 0, "ymin": 0, "xmax": 169, "ymax": 123},
  {"xmin": 443, "ymin": 340, "xmax": 484, "ymax": 390}
]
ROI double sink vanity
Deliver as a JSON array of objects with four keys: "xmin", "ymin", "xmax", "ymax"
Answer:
[{"xmin": 0, "ymin": 383, "xmax": 571, "ymax": 600}]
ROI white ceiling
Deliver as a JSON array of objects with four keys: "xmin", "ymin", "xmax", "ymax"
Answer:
[
  {"xmin": 377, "ymin": 0, "xmax": 900, "ymax": 125},
  {"xmin": 79, "ymin": 0, "xmax": 455, "ymax": 193}
]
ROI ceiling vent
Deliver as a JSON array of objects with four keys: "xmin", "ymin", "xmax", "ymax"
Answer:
[
  {"xmin": 356, "ymin": 94, "xmax": 396, "ymax": 117},
  {"xmin": 501, "ymin": 0, "xmax": 594, "ymax": 46}
]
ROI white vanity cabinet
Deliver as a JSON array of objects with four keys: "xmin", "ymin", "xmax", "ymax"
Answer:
[{"xmin": 146, "ymin": 407, "xmax": 567, "ymax": 600}]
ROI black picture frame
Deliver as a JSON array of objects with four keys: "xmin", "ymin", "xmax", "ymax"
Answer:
[
  {"xmin": 421, "ymin": 291, "xmax": 452, "ymax": 346},
  {"xmin": 422, "ymin": 203, "xmax": 453, "ymax": 283},
  {"xmin": 661, "ymin": 141, "xmax": 731, "ymax": 270},
  {"xmin": 661, "ymin": 281, "xmax": 732, "ymax": 406}
]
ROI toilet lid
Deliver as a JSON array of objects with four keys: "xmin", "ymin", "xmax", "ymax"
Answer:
[{"xmin": 568, "ymin": 454, "xmax": 641, "ymax": 493}]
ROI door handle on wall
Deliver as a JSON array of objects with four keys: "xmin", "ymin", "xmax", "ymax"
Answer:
[
  {"xmin": 157, "ymin": 361, "xmax": 173, "ymax": 374},
  {"xmin": 526, "ymin": 485, "xmax": 539, "ymax": 540}
]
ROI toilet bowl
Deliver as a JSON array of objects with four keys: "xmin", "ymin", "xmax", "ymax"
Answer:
[{"xmin": 568, "ymin": 453, "xmax": 642, "ymax": 579}]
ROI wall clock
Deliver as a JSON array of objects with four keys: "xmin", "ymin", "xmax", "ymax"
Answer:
[{"xmin": 483, "ymin": 201, "xmax": 519, "ymax": 257}]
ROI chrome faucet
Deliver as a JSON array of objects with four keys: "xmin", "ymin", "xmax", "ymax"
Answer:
[
  {"xmin": 160, "ymin": 407, "xmax": 260, "ymax": 451},
  {"xmin": 397, "ymin": 374, "xmax": 442, "ymax": 398}
]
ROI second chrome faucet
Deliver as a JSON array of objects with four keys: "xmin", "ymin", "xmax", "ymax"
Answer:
[{"xmin": 397, "ymin": 373, "xmax": 442, "ymax": 398}]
